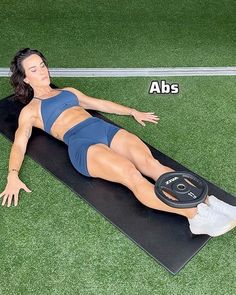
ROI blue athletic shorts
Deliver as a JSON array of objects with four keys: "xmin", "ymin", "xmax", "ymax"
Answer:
[{"xmin": 63, "ymin": 117, "xmax": 121, "ymax": 177}]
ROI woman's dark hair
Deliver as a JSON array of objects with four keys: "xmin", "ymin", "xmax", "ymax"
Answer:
[{"xmin": 10, "ymin": 48, "xmax": 51, "ymax": 104}]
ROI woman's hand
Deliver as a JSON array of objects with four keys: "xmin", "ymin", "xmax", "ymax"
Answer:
[
  {"xmin": 131, "ymin": 110, "xmax": 160, "ymax": 126},
  {"xmin": 0, "ymin": 174, "xmax": 32, "ymax": 207}
]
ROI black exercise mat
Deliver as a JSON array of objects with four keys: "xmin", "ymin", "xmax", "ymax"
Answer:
[{"xmin": 1, "ymin": 94, "xmax": 235, "ymax": 274}]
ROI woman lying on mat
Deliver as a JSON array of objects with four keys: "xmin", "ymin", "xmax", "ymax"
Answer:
[{"xmin": 1, "ymin": 48, "xmax": 236, "ymax": 237}]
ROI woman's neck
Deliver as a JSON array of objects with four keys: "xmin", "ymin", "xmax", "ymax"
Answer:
[{"xmin": 33, "ymin": 86, "xmax": 54, "ymax": 98}]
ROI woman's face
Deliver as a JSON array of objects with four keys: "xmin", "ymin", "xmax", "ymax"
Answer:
[{"xmin": 22, "ymin": 54, "xmax": 50, "ymax": 88}]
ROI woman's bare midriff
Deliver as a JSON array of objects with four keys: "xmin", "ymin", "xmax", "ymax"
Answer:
[
  {"xmin": 51, "ymin": 107, "xmax": 93, "ymax": 140},
  {"xmin": 33, "ymin": 104, "xmax": 93, "ymax": 141}
]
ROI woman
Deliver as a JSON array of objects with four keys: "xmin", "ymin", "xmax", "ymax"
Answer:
[{"xmin": 1, "ymin": 48, "xmax": 236, "ymax": 237}]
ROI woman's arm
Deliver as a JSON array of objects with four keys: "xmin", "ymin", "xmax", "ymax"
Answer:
[
  {"xmin": 66, "ymin": 87, "xmax": 159, "ymax": 126},
  {"xmin": 0, "ymin": 108, "xmax": 32, "ymax": 207}
]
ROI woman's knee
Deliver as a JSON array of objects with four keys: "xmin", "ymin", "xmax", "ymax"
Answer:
[
  {"xmin": 139, "ymin": 154, "xmax": 160, "ymax": 170},
  {"xmin": 118, "ymin": 161, "xmax": 143, "ymax": 185},
  {"xmin": 87, "ymin": 144, "xmax": 142, "ymax": 182},
  {"xmin": 102, "ymin": 156, "xmax": 143, "ymax": 187}
]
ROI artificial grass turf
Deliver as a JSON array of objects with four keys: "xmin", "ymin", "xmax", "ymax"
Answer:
[
  {"xmin": 0, "ymin": 76, "xmax": 236, "ymax": 294},
  {"xmin": 0, "ymin": 0, "xmax": 236, "ymax": 68},
  {"xmin": 1, "ymin": 0, "xmax": 235, "ymax": 291}
]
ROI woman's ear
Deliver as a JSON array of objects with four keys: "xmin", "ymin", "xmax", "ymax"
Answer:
[{"xmin": 23, "ymin": 78, "xmax": 29, "ymax": 84}]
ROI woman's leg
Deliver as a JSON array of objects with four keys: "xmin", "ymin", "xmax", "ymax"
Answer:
[
  {"xmin": 87, "ymin": 143, "xmax": 197, "ymax": 219},
  {"xmin": 109, "ymin": 130, "xmax": 232, "ymax": 211},
  {"xmin": 110, "ymin": 129, "xmax": 173, "ymax": 181},
  {"xmin": 109, "ymin": 130, "xmax": 213, "ymax": 203}
]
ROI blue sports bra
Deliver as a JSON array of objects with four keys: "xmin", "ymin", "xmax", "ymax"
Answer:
[{"xmin": 34, "ymin": 89, "xmax": 79, "ymax": 134}]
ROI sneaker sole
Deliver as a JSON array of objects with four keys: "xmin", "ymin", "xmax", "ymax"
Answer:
[{"xmin": 190, "ymin": 221, "xmax": 236, "ymax": 237}]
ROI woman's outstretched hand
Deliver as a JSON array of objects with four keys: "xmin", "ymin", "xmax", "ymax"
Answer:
[
  {"xmin": 0, "ymin": 174, "xmax": 32, "ymax": 207},
  {"xmin": 131, "ymin": 110, "xmax": 160, "ymax": 126}
]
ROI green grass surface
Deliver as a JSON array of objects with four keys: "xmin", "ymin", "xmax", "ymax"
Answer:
[
  {"xmin": 0, "ymin": 0, "xmax": 235, "ymax": 67},
  {"xmin": 0, "ymin": 76, "xmax": 236, "ymax": 294},
  {"xmin": 0, "ymin": 0, "xmax": 236, "ymax": 293}
]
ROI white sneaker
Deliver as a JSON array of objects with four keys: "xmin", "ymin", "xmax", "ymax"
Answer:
[
  {"xmin": 208, "ymin": 195, "xmax": 236, "ymax": 222},
  {"xmin": 188, "ymin": 203, "xmax": 235, "ymax": 237}
]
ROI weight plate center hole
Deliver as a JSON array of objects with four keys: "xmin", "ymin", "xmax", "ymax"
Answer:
[{"xmin": 177, "ymin": 183, "xmax": 186, "ymax": 190}]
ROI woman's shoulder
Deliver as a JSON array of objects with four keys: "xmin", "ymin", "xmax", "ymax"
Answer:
[
  {"xmin": 60, "ymin": 87, "xmax": 84, "ymax": 99},
  {"xmin": 20, "ymin": 100, "xmax": 38, "ymax": 120},
  {"xmin": 17, "ymin": 104, "xmax": 35, "ymax": 126},
  {"xmin": 60, "ymin": 86, "xmax": 76, "ymax": 93}
]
